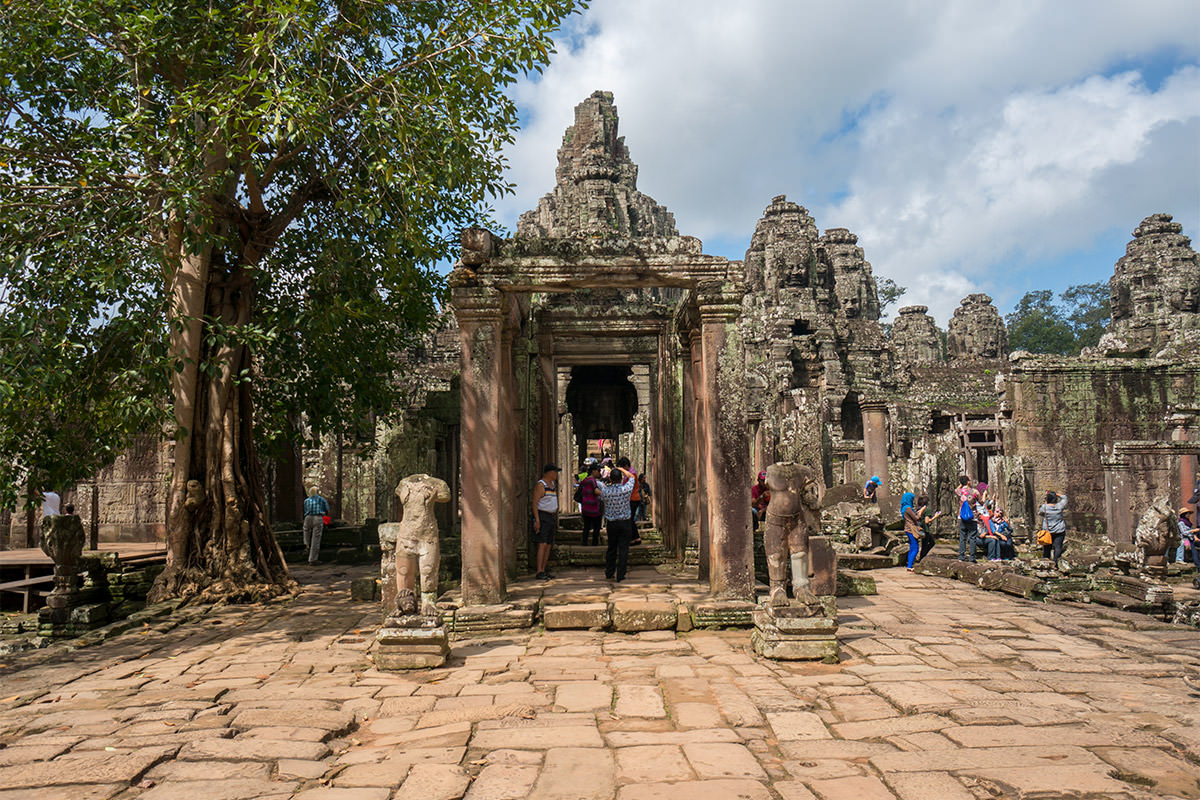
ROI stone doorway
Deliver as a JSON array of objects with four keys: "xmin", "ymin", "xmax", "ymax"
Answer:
[{"xmin": 565, "ymin": 365, "xmax": 639, "ymax": 464}]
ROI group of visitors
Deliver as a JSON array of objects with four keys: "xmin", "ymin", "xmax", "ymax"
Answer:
[
  {"xmin": 951, "ymin": 478, "xmax": 1021, "ymax": 564},
  {"xmin": 533, "ymin": 456, "xmax": 648, "ymax": 582}
]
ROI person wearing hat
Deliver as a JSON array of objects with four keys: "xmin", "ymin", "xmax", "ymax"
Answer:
[
  {"xmin": 863, "ymin": 475, "xmax": 881, "ymax": 503},
  {"xmin": 751, "ymin": 471, "xmax": 770, "ymax": 531},
  {"xmin": 532, "ymin": 463, "xmax": 560, "ymax": 580},
  {"xmin": 1178, "ymin": 507, "xmax": 1200, "ymax": 572}
]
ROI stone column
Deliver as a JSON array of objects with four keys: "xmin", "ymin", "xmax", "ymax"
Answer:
[
  {"xmin": 861, "ymin": 400, "xmax": 890, "ymax": 497},
  {"xmin": 698, "ymin": 286, "xmax": 753, "ymax": 601},
  {"xmin": 452, "ymin": 284, "xmax": 506, "ymax": 605},
  {"xmin": 1171, "ymin": 414, "xmax": 1196, "ymax": 507},
  {"xmin": 1104, "ymin": 455, "xmax": 1134, "ymax": 545},
  {"xmin": 689, "ymin": 329, "xmax": 710, "ymax": 581},
  {"xmin": 498, "ymin": 326, "xmax": 518, "ymax": 580}
]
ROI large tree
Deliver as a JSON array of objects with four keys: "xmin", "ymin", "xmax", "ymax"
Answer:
[
  {"xmin": 1006, "ymin": 283, "xmax": 1111, "ymax": 355},
  {"xmin": 1, "ymin": 0, "xmax": 582, "ymax": 601}
]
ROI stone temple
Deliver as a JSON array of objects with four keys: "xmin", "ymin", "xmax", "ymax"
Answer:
[{"xmin": 7, "ymin": 90, "xmax": 1199, "ymax": 619}]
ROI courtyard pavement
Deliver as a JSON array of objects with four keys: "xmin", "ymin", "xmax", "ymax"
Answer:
[{"xmin": 1, "ymin": 564, "xmax": 1198, "ymax": 800}]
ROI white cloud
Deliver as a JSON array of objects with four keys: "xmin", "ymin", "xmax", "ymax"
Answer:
[{"xmin": 502, "ymin": 0, "xmax": 1200, "ymax": 323}]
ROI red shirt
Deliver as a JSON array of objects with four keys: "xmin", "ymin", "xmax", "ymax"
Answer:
[{"xmin": 751, "ymin": 483, "xmax": 770, "ymax": 510}]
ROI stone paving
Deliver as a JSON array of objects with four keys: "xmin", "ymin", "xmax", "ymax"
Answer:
[{"xmin": 1, "ymin": 565, "xmax": 1199, "ymax": 800}]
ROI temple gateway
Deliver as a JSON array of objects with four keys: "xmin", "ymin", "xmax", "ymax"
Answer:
[{"xmin": 7, "ymin": 91, "xmax": 1199, "ymax": 630}]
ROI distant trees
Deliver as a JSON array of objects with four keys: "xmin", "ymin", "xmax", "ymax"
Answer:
[{"xmin": 1006, "ymin": 282, "xmax": 1110, "ymax": 355}]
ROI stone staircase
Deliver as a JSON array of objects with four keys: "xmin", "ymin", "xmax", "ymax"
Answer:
[{"xmin": 551, "ymin": 515, "xmax": 668, "ymax": 569}]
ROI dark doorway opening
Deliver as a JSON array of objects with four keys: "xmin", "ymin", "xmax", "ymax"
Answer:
[
  {"xmin": 565, "ymin": 365, "xmax": 638, "ymax": 464},
  {"xmin": 841, "ymin": 392, "xmax": 863, "ymax": 440}
]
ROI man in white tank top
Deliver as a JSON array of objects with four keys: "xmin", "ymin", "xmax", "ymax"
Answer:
[{"xmin": 532, "ymin": 463, "xmax": 560, "ymax": 580}]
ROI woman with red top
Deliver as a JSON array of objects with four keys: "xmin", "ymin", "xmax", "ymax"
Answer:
[{"xmin": 579, "ymin": 464, "xmax": 603, "ymax": 546}]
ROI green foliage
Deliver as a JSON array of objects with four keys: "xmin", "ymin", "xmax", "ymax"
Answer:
[
  {"xmin": 1006, "ymin": 283, "xmax": 1112, "ymax": 355},
  {"xmin": 0, "ymin": 0, "xmax": 584, "ymax": 507},
  {"xmin": 877, "ymin": 277, "xmax": 907, "ymax": 317}
]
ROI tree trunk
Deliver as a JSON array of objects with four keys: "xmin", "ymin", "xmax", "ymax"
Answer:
[{"xmin": 150, "ymin": 249, "xmax": 294, "ymax": 603}]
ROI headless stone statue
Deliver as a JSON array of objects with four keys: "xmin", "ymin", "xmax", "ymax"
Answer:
[
  {"xmin": 763, "ymin": 462, "xmax": 824, "ymax": 609},
  {"xmin": 380, "ymin": 474, "xmax": 451, "ymax": 618}
]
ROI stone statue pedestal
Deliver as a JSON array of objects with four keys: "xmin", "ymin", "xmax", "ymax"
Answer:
[
  {"xmin": 751, "ymin": 603, "xmax": 838, "ymax": 662},
  {"xmin": 375, "ymin": 614, "xmax": 449, "ymax": 670}
]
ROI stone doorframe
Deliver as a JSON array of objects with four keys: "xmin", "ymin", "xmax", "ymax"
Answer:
[
  {"xmin": 449, "ymin": 230, "xmax": 754, "ymax": 605},
  {"xmin": 1103, "ymin": 416, "xmax": 1199, "ymax": 544}
]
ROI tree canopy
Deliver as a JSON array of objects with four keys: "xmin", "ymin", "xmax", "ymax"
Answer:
[
  {"xmin": 1006, "ymin": 282, "xmax": 1111, "ymax": 355},
  {"xmin": 1, "ymin": 0, "xmax": 584, "ymax": 599}
]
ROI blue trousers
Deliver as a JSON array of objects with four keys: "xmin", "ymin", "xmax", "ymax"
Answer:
[{"xmin": 958, "ymin": 519, "xmax": 978, "ymax": 562}]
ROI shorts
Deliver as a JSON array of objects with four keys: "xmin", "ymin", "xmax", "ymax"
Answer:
[{"xmin": 532, "ymin": 511, "xmax": 557, "ymax": 544}]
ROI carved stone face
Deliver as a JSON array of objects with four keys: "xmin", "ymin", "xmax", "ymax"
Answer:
[{"xmin": 841, "ymin": 294, "xmax": 861, "ymax": 318}]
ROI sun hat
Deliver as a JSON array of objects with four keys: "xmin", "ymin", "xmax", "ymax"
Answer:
[{"xmin": 758, "ymin": 471, "xmax": 767, "ymax": 481}]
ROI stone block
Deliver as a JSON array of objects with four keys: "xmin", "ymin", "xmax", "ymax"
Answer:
[
  {"xmin": 809, "ymin": 536, "xmax": 837, "ymax": 596},
  {"xmin": 68, "ymin": 603, "xmax": 109, "ymax": 625},
  {"xmin": 611, "ymin": 600, "xmax": 677, "ymax": 632},
  {"xmin": 376, "ymin": 623, "xmax": 449, "ymax": 670},
  {"xmin": 835, "ymin": 570, "xmax": 877, "ymax": 596},
  {"xmin": 752, "ymin": 609, "xmax": 837, "ymax": 636},
  {"xmin": 449, "ymin": 604, "xmax": 535, "ymax": 634},
  {"xmin": 690, "ymin": 600, "xmax": 755, "ymax": 628},
  {"xmin": 998, "ymin": 573, "xmax": 1044, "ymax": 599},
  {"xmin": 543, "ymin": 602, "xmax": 610, "ymax": 629},
  {"xmin": 751, "ymin": 630, "xmax": 839, "ymax": 662},
  {"xmin": 350, "ymin": 578, "xmax": 380, "ymax": 602}
]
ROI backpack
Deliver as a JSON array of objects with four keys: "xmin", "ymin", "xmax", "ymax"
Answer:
[
  {"xmin": 573, "ymin": 482, "xmax": 583, "ymax": 504},
  {"xmin": 959, "ymin": 498, "xmax": 974, "ymax": 521}
]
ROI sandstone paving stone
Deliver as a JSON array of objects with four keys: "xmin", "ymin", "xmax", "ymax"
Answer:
[
  {"xmin": 1091, "ymin": 746, "xmax": 1200, "ymax": 798},
  {"xmin": 555, "ymin": 681, "xmax": 613, "ymax": 712},
  {"xmin": 766, "ymin": 710, "xmax": 832, "ymax": 741},
  {"xmin": 613, "ymin": 685, "xmax": 666, "ymax": 718},
  {"xmin": 0, "ymin": 784, "xmax": 125, "ymax": 800},
  {"xmin": 968, "ymin": 764, "xmax": 1137, "ymax": 797},
  {"xmin": 670, "ymin": 701, "xmax": 723, "ymax": 729},
  {"xmin": 615, "ymin": 778, "xmax": 772, "ymax": 800},
  {"xmin": 334, "ymin": 756, "xmax": 413, "ymax": 786},
  {"xmin": 293, "ymin": 788, "xmax": 391, "ymax": 800},
  {"xmin": 881, "ymin": 771, "xmax": 974, "ymax": 800},
  {"xmin": 870, "ymin": 743, "xmax": 1102, "ymax": 774},
  {"xmin": 806, "ymin": 775, "xmax": 897, "ymax": 800},
  {"xmin": 136, "ymin": 778, "xmax": 299, "ymax": 800},
  {"xmin": 231, "ymin": 707, "xmax": 356, "ymax": 734},
  {"xmin": 276, "ymin": 758, "xmax": 329, "ymax": 779},
  {"xmin": 681, "ymin": 742, "xmax": 767, "ymax": 780},
  {"xmin": 464, "ymin": 763, "xmax": 540, "ymax": 799},
  {"xmin": 394, "ymin": 763, "xmax": 471, "ymax": 800},
  {"xmin": 371, "ymin": 720, "xmax": 471, "ymax": 747},
  {"xmin": 177, "ymin": 736, "xmax": 329, "ymax": 761},
  {"xmin": 615, "ymin": 744, "xmax": 695, "ymax": 783},
  {"xmin": 0, "ymin": 743, "xmax": 74, "ymax": 765},
  {"xmin": 828, "ymin": 713, "xmax": 951, "ymax": 740},
  {"xmin": 605, "ymin": 728, "xmax": 741, "ymax": 747},
  {"xmin": 781, "ymin": 760, "xmax": 864, "ymax": 781},
  {"xmin": 145, "ymin": 759, "xmax": 272, "ymax": 781},
  {"xmin": 0, "ymin": 744, "xmax": 176, "ymax": 788},
  {"xmin": 772, "ymin": 781, "xmax": 819, "ymax": 800},
  {"xmin": 528, "ymin": 747, "xmax": 615, "ymax": 800},
  {"xmin": 239, "ymin": 725, "xmax": 335, "ymax": 741},
  {"xmin": 471, "ymin": 722, "xmax": 603, "ymax": 750}
]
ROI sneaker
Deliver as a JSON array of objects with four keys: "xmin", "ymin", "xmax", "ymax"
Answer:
[
  {"xmin": 535, "ymin": 571, "xmax": 548, "ymax": 580},
  {"xmin": 906, "ymin": 567, "xmax": 914, "ymax": 572},
  {"xmin": 544, "ymin": 571, "xmax": 554, "ymax": 579}
]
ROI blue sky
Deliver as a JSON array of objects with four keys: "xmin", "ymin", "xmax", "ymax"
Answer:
[{"xmin": 496, "ymin": 1, "xmax": 1200, "ymax": 323}]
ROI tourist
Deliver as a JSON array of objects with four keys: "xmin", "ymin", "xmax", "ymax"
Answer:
[
  {"xmin": 917, "ymin": 495, "xmax": 943, "ymax": 562},
  {"xmin": 903, "ymin": 498, "xmax": 923, "ymax": 571},
  {"xmin": 989, "ymin": 509, "xmax": 1015, "ymax": 561},
  {"xmin": 532, "ymin": 464, "xmax": 560, "ymax": 580},
  {"xmin": 751, "ymin": 472, "xmax": 770, "ymax": 531},
  {"xmin": 863, "ymin": 475, "xmax": 881, "ymax": 503},
  {"xmin": 635, "ymin": 472, "xmax": 651, "ymax": 522},
  {"xmin": 601, "ymin": 464, "xmax": 636, "ymax": 582},
  {"xmin": 1038, "ymin": 490, "xmax": 1068, "ymax": 565},
  {"xmin": 955, "ymin": 476, "xmax": 980, "ymax": 562},
  {"xmin": 618, "ymin": 457, "xmax": 642, "ymax": 522},
  {"xmin": 579, "ymin": 464, "xmax": 603, "ymax": 546},
  {"xmin": 1178, "ymin": 508, "xmax": 1200, "ymax": 572},
  {"xmin": 303, "ymin": 486, "xmax": 329, "ymax": 565},
  {"xmin": 900, "ymin": 491, "xmax": 915, "ymax": 514}
]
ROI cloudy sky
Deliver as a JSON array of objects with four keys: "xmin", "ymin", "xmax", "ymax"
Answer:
[{"xmin": 496, "ymin": 0, "xmax": 1200, "ymax": 323}]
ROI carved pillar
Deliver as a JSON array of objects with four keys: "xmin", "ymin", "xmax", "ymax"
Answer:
[
  {"xmin": 689, "ymin": 329, "xmax": 710, "ymax": 581},
  {"xmin": 698, "ymin": 286, "xmax": 753, "ymax": 601},
  {"xmin": 1104, "ymin": 454, "xmax": 1134, "ymax": 545},
  {"xmin": 861, "ymin": 400, "xmax": 890, "ymax": 497},
  {"xmin": 681, "ymin": 332, "xmax": 698, "ymax": 555},
  {"xmin": 1171, "ymin": 414, "xmax": 1196, "ymax": 507},
  {"xmin": 498, "ymin": 325, "xmax": 518, "ymax": 579},
  {"xmin": 452, "ymin": 283, "xmax": 506, "ymax": 605}
]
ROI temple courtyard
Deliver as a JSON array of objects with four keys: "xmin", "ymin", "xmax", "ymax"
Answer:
[{"xmin": 1, "ymin": 566, "xmax": 1198, "ymax": 800}]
